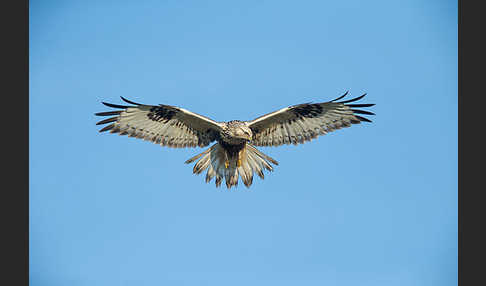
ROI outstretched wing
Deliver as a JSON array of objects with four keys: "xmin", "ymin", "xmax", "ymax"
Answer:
[
  {"xmin": 246, "ymin": 92, "xmax": 375, "ymax": 146},
  {"xmin": 95, "ymin": 97, "xmax": 223, "ymax": 148}
]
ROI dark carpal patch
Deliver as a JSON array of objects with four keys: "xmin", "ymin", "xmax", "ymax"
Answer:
[
  {"xmin": 292, "ymin": 104, "xmax": 324, "ymax": 118},
  {"xmin": 147, "ymin": 106, "xmax": 176, "ymax": 122}
]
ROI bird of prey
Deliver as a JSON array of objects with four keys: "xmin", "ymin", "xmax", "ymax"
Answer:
[{"xmin": 95, "ymin": 91, "xmax": 374, "ymax": 189}]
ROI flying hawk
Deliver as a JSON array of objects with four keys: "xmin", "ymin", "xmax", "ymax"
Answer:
[{"xmin": 95, "ymin": 91, "xmax": 374, "ymax": 189}]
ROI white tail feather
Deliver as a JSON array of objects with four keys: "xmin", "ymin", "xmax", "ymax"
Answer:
[{"xmin": 185, "ymin": 143, "xmax": 278, "ymax": 189}]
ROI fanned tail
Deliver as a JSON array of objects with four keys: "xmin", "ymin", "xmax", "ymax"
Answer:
[{"xmin": 185, "ymin": 143, "xmax": 278, "ymax": 189}]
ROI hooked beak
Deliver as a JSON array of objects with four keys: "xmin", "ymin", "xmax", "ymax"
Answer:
[{"xmin": 244, "ymin": 131, "xmax": 252, "ymax": 141}]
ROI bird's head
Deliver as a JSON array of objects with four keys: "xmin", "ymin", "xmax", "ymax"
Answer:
[
  {"xmin": 223, "ymin": 121, "xmax": 253, "ymax": 143},
  {"xmin": 233, "ymin": 125, "xmax": 253, "ymax": 141}
]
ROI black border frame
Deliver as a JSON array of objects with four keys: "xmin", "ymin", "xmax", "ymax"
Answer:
[
  {"xmin": 2, "ymin": 0, "xmax": 29, "ymax": 285},
  {"xmin": 458, "ymin": 0, "xmax": 482, "ymax": 285}
]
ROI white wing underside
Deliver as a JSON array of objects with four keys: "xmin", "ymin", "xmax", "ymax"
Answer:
[
  {"xmin": 246, "ymin": 92, "xmax": 374, "ymax": 146},
  {"xmin": 96, "ymin": 97, "xmax": 224, "ymax": 148}
]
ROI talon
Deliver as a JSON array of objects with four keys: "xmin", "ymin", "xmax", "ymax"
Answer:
[{"xmin": 225, "ymin": 160, "xmax": 229, "ymax": 168}]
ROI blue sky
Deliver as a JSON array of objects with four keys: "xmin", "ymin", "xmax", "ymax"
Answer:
[{"xmin": 30, "ymin": 0, "xmax": 457, "ymax": 285}]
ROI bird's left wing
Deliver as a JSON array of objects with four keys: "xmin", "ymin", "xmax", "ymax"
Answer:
[
  {"xmin": 246, "ymin": 92, "xmax": 375, "ymax": 146},
  {"xmin": 95, "ymin": 97, "xmax": 223, "ymax": 148}
]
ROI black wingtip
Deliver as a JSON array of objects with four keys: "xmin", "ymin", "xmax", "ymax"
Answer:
[
  {"xmin": 98, "ymin": 124, "xmax": 115, "ymax": 132},
  {"xmin": 331, "ymin": 91, "xmax": 349, "ymax": 102},
  {"xmin": 351, "ymin": 109, "xmax": 375, "ymax": 116},
  {"xmin": 101, "ymin": 102, "xmax": 130, "ymax": 109},
  {"xmin": 355, "ymin": 115, "xmax": 372, "ymax": 123},
  {"xmin": 331, "ymin": 92, "xmax": 375, "ymax": 122},
  {"xmin": 339, "ymin": 93, "xmax": 367, "ymax": 104},
  {"xmin": 95, "ymin": 111, "xmax": 122, "ymax": 116},
  {"xmin": 120, "ymin": 96, "xmax": 142, "ymax": 105},
  {"xmin": 346, "ymin": 103, "xmax": 375, "ymax": 108},
  {"xmin": 96, "ymin": 117, "xmax": 118, "ymax": 125}
]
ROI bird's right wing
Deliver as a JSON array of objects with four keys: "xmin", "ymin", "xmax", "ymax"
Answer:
[{"xmin": 95, "ymin": 97, "xmax": 224, "ymax": 148}]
